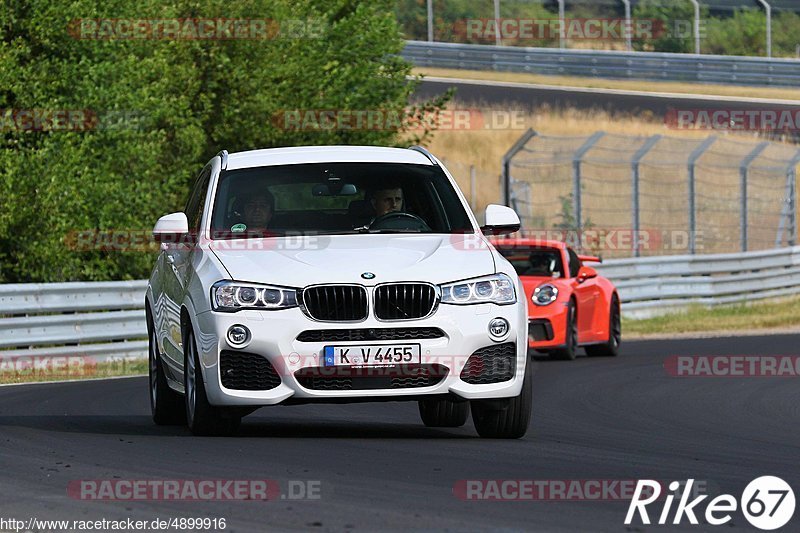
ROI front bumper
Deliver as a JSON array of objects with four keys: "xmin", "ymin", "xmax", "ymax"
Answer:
[
  {"xmin": 193, "ymin": 301, "xmax": 528, "ymax": 406},
  {"xmin": 528, "ymin": 301, "xmax": 569, "ymax": 349}
]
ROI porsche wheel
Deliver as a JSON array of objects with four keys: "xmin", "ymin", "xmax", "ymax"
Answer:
[
  {"xmin": 553, "ymin": 300, "xmax": 577, "ymax": 361},
  {"xmin": 586, "ymin": 295, "xmax": 621, "ymax": 357}
]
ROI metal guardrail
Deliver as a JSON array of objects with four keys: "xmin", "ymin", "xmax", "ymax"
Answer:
[
  {"xmin": 403, "ymin": 41, "xmax": 800, "ymax": 87},
  {"xmin": 597, "ymin": 245, "xmax": 800, "ymax": 318},
  {"xmin": 0, "ymin": 280, "xmax": 148, "ymax": 361},
  {"xmin": 1, "ymin": 247, "xmax": 798, "ymax": 360}
]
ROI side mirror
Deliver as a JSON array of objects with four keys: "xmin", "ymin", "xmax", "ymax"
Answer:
[
  {"xmin": 577, "ymin": 265, "xmax": 597, "ymax": 283},
  {"xmin": 480, "ymin": 205, "xmax": 520, "ymax": 235},
  {"xmin": 153, "ymin": 212, "xmax": 189, "ymax": 243}
]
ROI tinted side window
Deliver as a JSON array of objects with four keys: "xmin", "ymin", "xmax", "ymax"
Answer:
[
  {"xmin": 184, "ymin": 166, "xmax": 212, "ymax": 232},
  {"xmin": 567, "ymin": 248, "xmax": 581, "ymax": 278}
]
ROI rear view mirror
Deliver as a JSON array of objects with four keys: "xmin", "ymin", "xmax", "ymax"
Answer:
[
  {"xmin": 481, "ymin": 205, "xmax": 521, "ymax": 235},
  {"xmin": 312, "ymin": 183, "xmax": 358, "ymax": 196}
]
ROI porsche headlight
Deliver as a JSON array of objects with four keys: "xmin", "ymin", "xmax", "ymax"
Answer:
[
  {"xmin": 440, "ymin": 274, "xmax": 516, "ymax": 305},
  {"xmin": 532, "ymin": 283, "xmax": 559, "ymax": 306},
  {"xmin": 212, "ymin": 280, "xmax": 298, "ymax": 312}
]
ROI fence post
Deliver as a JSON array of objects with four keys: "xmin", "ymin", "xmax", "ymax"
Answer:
[
  {"xmin": 621, "ymin": 0, "xmax": 632, "ymax": 51},
  {"xmin": 687, "ymin": 136, "xmax": 717, "ymax": 254},
  {"xmin": 688, "ymin": 0, "xmax": 701, "ymax": 54},
  {"xmin": 572, "ymin": 132, "xmax": 605, "ymax": 234},
  {"xmin": 739, "ymin": 142, "xmax": 769, "ymax": 252},
  {"xmin": 755, "ymin": 0, "xmax": 772, "ymax": 58},
  {"xmin": 494, "ymin": 0, "xmax": 501, "ymax": 46},
  {"xmin": 470, "ymin": 165, "xmax": 477, "ymax": 211},
  {"xmin": 502, "ymin": 128, "xmax": 538, "ymax": 207},
  {"xmin": 557, "ymin": 0, "xmax": 565, "ymax": 49},
  {"xmin": 778, "ymin": 150, "xmax": 800, "ymax": 246},
  {"xmin": 427, "ymin": 0, "xmax": 433, "ymax": 42},
  {"xmin": 631, "ymin": 135, "xmax": 662, "ymax": 257}
]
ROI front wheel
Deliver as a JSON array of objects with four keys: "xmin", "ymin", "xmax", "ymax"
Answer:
[
  {"xmin": 552, "ymin": 300, "xmax": 577, "ymax": 361},
  {"xmin": 471, "ymin": 361, "xmax": 533, "ymax": 439},
  {"xmin": 418, "ymin": 398, "xmax": 470, "ymax": 427},
  {"xmin": 586, "ymin": 296, "xmax": 621, "ymax": 357},
  {"xmin": 184, "ymin": 330, "xmax": 241, "ymax": 436},
  {"xmin": 148, "ymin": 315, "xmax": 185, "ymax": 425}
]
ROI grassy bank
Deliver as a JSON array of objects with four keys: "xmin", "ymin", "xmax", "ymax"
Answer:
[
  {"xmin": 623, "ymin": 296, "xmax": 800, "ymax": 338},
  {"xmin": 0, "ymin": 358, "xmax": 147, "ymax": 385}
]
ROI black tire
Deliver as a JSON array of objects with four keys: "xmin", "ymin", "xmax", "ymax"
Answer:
[
  {"xmin": 418, "ymin": 398, "xmax": 470, "ymax": 427},
  {"xmin": 471, "ymin": 360, "xmax": 533, "ymax": 439},
  {"xmin": 586, "ymin": 296, "xmax": 621, "ymax": 357},
  {"xmin": 552, "ymin": 299, "xmax": 578, "ymax": 361},
  {"xmin": 148, "ymin": 313, "xmax": 185, "ymax": 425},
  {"xmin": 184, "ymin": 329, "xmax": 241, "ymax": 436}
]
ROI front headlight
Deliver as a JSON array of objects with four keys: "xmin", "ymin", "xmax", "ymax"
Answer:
[
  {"xmin": 532, "ymin": 283, "xmax": 559, "ymax": 306},
  {"xmin": 211, "ymin": 280, "xmax": 298, "ymax": 312},
  {"xmin": 440, "ymin": 274, "xmax": 516, "ymax": 305}
]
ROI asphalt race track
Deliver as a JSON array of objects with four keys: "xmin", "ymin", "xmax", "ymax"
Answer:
[
  {"xmin": 415, "ymin": 77, "xmax": 800, "ymax": 117},
  {"xmin": 0, "ymin": 334, "xmax": 797, "ymax": 532}
]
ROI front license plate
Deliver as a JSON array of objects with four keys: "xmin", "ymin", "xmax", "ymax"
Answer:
[{"xmin": 323, "ymin": 344, "xmax": 421, "ymax": 367}]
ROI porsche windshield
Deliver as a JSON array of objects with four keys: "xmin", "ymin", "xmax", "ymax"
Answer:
[{"xmin": 208, "ymin": 162, "xmax": 474, "ymax": 239}]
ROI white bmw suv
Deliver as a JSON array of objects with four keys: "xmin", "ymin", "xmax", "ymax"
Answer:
[{"xmin": 146, "ymin": 146, "xmax": 531, "ymax": 438}]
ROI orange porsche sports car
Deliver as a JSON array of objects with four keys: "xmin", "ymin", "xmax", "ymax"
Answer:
[{"xmin": 492, "ymin": 239, "xmax": 621, "ymax": 360}]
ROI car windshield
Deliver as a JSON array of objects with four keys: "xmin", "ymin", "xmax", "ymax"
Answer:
[
  {"xmin": 497, "ymin": 247, "xmax": 564, "ymax": 278},
  {"xmin": 208, "ymin": 162, "xmax": 474, "ymax": 239}
]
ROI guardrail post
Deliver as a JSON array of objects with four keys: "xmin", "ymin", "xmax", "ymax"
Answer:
[
  {"xmin": 572, "ymin": 132, "xmax": 605, "ymax": 234},
  {"xmin": 739, "ymin": 142, "xmax": 769, "ymax": 252},
  {"xmin": 631, "ymin": 135, "xmax": 662, "ymax": 257},
  {"xmin": 687, "ymin": 136, "xmax": 717, "ymax": 254},
  {"xmin": 502, "ymin": 128, "xmax": 538, "ymax": 207}
]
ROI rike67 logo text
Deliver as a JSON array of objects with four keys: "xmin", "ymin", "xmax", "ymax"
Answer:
[{"xmin": 625, "ymin": 477, "xmax": 795, "ymax": 530}]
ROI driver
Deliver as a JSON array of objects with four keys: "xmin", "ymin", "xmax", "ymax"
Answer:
[
  {"xmin": 370, "ymin": 184, "xmax": 404, "ymax": 217},
  {"xmin": 526, "ymin": 252, "xmax": 554, "ymax": 276}
]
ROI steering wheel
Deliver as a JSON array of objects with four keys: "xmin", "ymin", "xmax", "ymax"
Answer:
[{"xmin": 369, "ymin": 211, "xmax": 431, "ymax": 231}]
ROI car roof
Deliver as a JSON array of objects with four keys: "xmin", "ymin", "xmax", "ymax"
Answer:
[
  {"xmin": 225, "ymin": 146, "xmax": 434, "ymax": 170},
  {"xmin": 491, "ymin": 238, "xmax": 568, "ymax": 250}
]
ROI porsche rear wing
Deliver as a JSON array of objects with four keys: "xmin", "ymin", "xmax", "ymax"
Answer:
[{"xmin": 578, "ymin": 254, "xmax": 602, "ymax": 264}]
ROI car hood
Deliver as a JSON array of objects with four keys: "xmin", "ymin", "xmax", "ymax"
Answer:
[{"xmin": 208, "ymin": 234, "xmax": 496, "ymax": 287}]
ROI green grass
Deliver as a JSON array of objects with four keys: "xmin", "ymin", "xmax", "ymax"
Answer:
[
  {"xmin": 0, "ymin": 358, "xmax": 147, "ymax": 385},
  {"xmin": 623, "ymin": 296, "xmax": 800, "ymax": 337}
]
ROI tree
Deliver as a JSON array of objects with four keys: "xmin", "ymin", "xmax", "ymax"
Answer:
[{"xmin": 0, "ymin": 0, "xmax": 446, "ymax": 282}]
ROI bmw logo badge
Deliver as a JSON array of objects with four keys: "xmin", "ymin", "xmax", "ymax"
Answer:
[{"xmin": 361, "ymin": 272, "xmax": 376, "ymax": 279}]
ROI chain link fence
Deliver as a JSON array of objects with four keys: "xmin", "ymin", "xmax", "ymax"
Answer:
[{"xmin": 504, "ymin": 129, "xmax": 800, "ymax": 258}]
